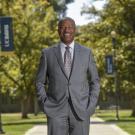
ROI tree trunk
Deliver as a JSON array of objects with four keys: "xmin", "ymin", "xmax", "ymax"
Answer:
[
  {"xmin": 131, "ymin": 110, "xmax": 135, "ymax": 117},
  {"xmin": 34, "ymin": 96, "xmax": 39, "ymax": 116},
  {"xmin": 21, "ymin": 97, "xmax": 30, "ymax": 119},
  {"xmin": 131, "ymin": 99, "xmax": 135, "ymax": 117}
]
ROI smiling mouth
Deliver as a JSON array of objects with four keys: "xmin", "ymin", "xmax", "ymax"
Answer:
[{"xmin": 64, "ymin": 33, "xmax": 71, "ymax": 37}]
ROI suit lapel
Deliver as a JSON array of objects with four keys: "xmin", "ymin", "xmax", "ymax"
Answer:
[
  {"xmin": 53, "ymin": 43, "xmax": 81, "ymax": 80},
  {"xmin": 69, "ymin": 43, "xmax": 81, "ymax": 79},
  {"xmin": 54, "ymin": 44, "xmax": 68, "ymax": 79}
]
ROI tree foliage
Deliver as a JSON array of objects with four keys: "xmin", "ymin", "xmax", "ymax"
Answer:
[
  {"xmin": 48, "ymin": 0, "xmax": 74, "ymax": 17},
  {"xmin": 0, "ymin": 0, "xmax": 58, "ymax": 118},
  {"xmin": 77, "ymin": 0, "xmax": 135, "ymax": 115}
]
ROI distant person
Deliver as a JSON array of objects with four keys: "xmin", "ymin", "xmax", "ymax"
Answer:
[{"xmin": 36, "ymin": 17, "xmax": 100, "ymax": 135}]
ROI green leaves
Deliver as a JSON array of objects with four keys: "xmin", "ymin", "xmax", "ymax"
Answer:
[
  {"xmin": 77, "ymin": 0, "xmax": 135, "ymax": 111},
  {"xmin": 0, "ymin": 0, "xmax": 58, "ymax": 116}
]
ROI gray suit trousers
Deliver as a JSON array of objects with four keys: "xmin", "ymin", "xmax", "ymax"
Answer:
[{"xmin": 47, "ymin": 98, "xmax": 90, "ymax": 135}]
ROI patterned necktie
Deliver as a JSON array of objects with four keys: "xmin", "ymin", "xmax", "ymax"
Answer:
[{"xmin": 64, "ymin": 46, "xmax": 72, "ymax": 78}]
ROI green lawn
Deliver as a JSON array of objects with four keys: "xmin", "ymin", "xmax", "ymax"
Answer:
[
  {"xmin": 1, "ymin": 113, "xmax": 47, "ymax": 135},
  {"xmin": 95, "ymin": 110, "xmax": 135, "ymax": 135},
  {"xmin": 1, "ymin": 110, "xmax": 135, "ymax": 135}
]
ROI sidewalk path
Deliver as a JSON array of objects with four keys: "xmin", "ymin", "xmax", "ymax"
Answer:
[
  {"xmin": 90, "ymin": 117, "xmax": 129, "ymax": 135},
  {"xmin": 25, "ymin": 117, "xmax": 129, "ymax": 135}
]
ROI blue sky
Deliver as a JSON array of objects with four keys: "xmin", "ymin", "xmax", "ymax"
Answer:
[{"xmin": 66, "ymin": 0, "xmax": 106, "ymax": 25}]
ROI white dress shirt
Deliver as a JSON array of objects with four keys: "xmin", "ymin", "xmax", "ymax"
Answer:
[{"xmin": 60, "ymin": 41, "xmax": 74, "ymax": 63}]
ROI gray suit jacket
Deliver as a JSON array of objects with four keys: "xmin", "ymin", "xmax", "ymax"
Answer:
[{"xmin": 36, "ymin": 43, "xmax": 100, "ymax": 120}]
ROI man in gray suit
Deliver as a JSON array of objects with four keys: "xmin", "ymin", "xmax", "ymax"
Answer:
[{"xmin": 36, "ymin": 17, "xmax": 100, "ymax": 135}]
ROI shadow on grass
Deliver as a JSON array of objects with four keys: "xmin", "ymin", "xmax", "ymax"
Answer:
[
  {"xmin": 90, "ymin": 121, "xmax": 115, "ymax": 124},
  {"xmin": 91, "ymin": 120, "xmax": 135, "ymax": 125},
  {"xmin": 97, "ymin": 115, "xmax": 135, "ymax": 123},
  {"xmin": 3, "ymin": 121, "xmax": 47, "ymax": 126},
  {"xmin": 91, "ymin": 117, "xmax": 135, "ymax": 125},
  {"xmin": 106, "ymin": 119, "xmax": 135, "ymax": 123}
]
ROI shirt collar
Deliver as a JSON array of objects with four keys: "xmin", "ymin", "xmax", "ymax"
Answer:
[{"xmin": 60, "ymin": 41, "xmax": 74, "ymax": 50}]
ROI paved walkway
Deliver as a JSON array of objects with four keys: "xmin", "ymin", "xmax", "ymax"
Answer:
[{"xmin": 25, "ymin": 117, "xmax": 129, "ymax": 135}]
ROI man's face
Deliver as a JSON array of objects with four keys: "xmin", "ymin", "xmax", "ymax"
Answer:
[{"xmin": 58, "ymin": 19, "xmax": 76, "ymax": 45}]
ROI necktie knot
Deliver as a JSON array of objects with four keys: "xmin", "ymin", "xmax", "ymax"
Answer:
[{"xmin": 65, "ymin": 46, "xmax": 70, "ymax": 51}]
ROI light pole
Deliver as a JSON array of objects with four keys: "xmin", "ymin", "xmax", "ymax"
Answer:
[{"xmin": 111, "ymin": 31, "xmax": 120, "ymax": 120}]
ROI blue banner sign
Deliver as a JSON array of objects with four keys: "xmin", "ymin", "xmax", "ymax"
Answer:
[
  {"xmin": 0, "ymin": 17, "xmax": 14, "ymax": 53},
  {"xmin": 105, "ymin": 55, "xmax": 114, "ymax": 75}
]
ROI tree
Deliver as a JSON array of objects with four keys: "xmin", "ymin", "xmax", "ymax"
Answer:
[
  {"xmin": 48, "ymin": 0, "xmax": 74, "ymax": 18},
  {"xmin": 77, "ymin": 0, "xmax": 135, "ymax": 115},
  {"xmin": 0, "ymin": 0, "xmax": 58, "ymax": 118}
]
